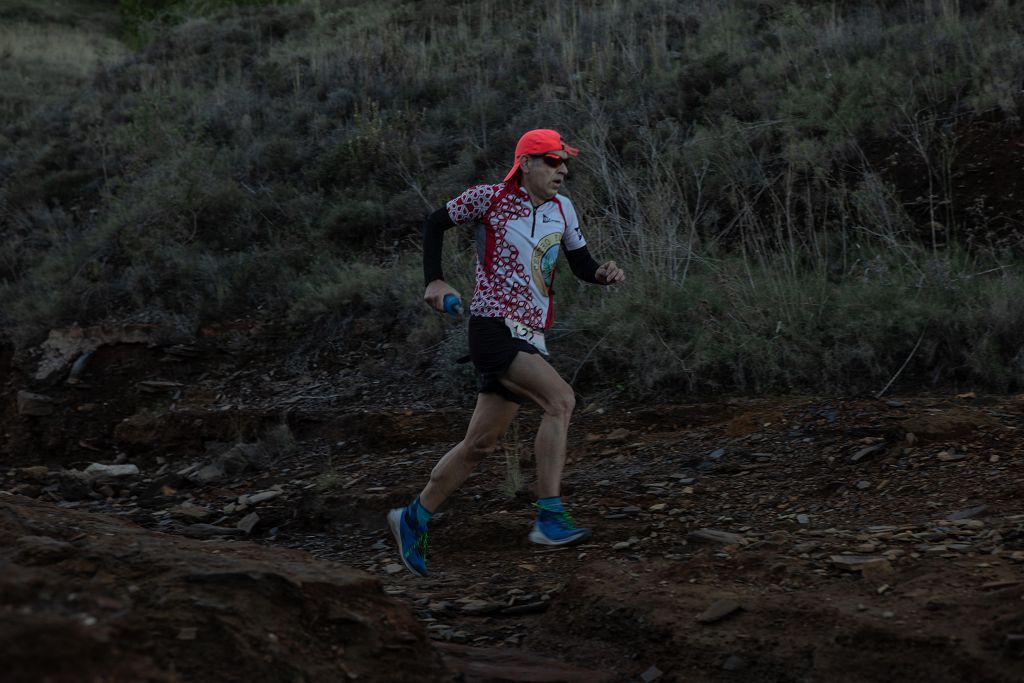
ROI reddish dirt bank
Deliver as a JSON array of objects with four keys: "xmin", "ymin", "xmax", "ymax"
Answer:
[
  {"xmin": 2, "ymin": 328, "xmax": 1023, "ymax": 681},
  {"xmin": 0, "ymin": 495, "xmax": 448, "ymax": 683}
]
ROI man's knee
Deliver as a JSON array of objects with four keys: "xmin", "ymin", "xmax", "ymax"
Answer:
[
  {"xmin": 546, "ymin": 387, "xmax": 576, "ymax": 419},
  {"xmin": 464, "ymin": 436, "xmax": 499, "ymax": 461}
]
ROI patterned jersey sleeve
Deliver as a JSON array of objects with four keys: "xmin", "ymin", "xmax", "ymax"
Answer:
[
  {"xmin": 559, "ymin": 196, "xmax": 587, "ymax": 250},
  {"xmin": 446, "ymin": 184, "xmax": 497, "ymax": 224}
]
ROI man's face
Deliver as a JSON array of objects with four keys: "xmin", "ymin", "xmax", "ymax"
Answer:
[{"xmin": 521, "ymin": 150, "xmax": 569, "ymax": 200}]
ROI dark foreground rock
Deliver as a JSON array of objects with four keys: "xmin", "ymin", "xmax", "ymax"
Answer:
[{"xmin": 0, "ymin": 494, "xmax": 448, "ymax": 683}]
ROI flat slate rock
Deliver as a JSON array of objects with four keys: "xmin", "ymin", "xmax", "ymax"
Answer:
[
  {"xmin": 688, "ymin": 528, "xmax": 746, "ymax": 545},
  {"xmin": 181, "ymin": 523, "xmax": 247, "ymax": 539},
  {"xmin": 697, "ymin": 599, "xmax": 743, "ymax": 624},
  {"xmin": 831, "ymin": 555, "xmax": 889, "ymax": 571},
  {"xmin": 436, "ymin": 642, "xmax": 612, "ymax": 682},
  {"xmin": 946, "ymin": 505, "xmax": 987, "ymax": 520},
  {"xmin": 850, "ymin": 444, "xmax": 886, "ymax": 463}
]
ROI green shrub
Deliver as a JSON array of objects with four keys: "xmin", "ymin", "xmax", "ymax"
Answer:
[
  {"xmin": 560, "ymin": 245, "xmax": 1024, "ymax": 395},
  {"xmin": 3, "ymin": 0, "xmax": 1024, "ymax": 394},
  {"xmin": 286, "ymin": 258, "xmax": 420, "ymax": 325},
  {"xmin": 118, "ymin": 0, "xmax": 296, "ymax": 46}
]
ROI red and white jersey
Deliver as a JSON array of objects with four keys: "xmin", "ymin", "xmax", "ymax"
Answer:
[{"xmin": 446, "ymin": 182, "xmax": 587, "ymax": 331}]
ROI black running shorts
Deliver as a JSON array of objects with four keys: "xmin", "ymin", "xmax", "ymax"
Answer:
[{"xmin": 467, "ymin": 315, "xmax": 539, "ymax": 404}]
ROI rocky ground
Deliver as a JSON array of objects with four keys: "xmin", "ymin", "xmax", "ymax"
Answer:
[{"xmin": 2, "ymin": 322, "xmax": 1023, "ymax": 682}]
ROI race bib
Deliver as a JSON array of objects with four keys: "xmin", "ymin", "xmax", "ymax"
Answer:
[{"xmin": 505, "ymin": 318, "xmax": 548, "ymax": 356}]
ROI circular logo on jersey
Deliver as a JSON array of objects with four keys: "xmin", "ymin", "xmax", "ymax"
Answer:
[{"xmin": 531, "ymin": 232, "xmax": 561, "ymax": 292}]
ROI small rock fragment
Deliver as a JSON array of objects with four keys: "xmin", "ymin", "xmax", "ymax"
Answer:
[
  {"xmin": 239, "ymin": 489, "xmax": 283, "ymax": 506},
  {"xmin": 499, "ymin": 602, "xmax": 549, "ymax": 616},
  {"xmin": 696, "ymin": 599, "xmax": 742, "ymax": 624},
  {"xmin": 9, "ymin": 484, "xmax": 42, "ymax": 498},
  {"xmin": 193, "ymin": 463, "xmax": 226, "ymax": 484},
  {"xmin": 946, "ymin": 505, "xmax": 986, "ymax": 521},
  {"xmin": 937, "ymin": 451, "xmax": 966, "ymax": 462},
  {"xmin": 640, "ymin": 665, "xmax": 664, "ymax": 682},
  {"xmin": 57, "ymin": 470, "xmax": 93, "ymax": 500},
  {"xmin": 236, "ymin": 512, "xmax": 260, "ymax": 534},
  {"xmin": 16, "ymin": 466, "xmax": 50, "ymax": 483},
  {"xmin": 850, "ymin": 444, "xmax": 885, "ymax": 464},
  {"xmin": 613, "ymin": 537, "xmax": 639, "ymax": 551},
  {"xmin": 688, "ymin": 529, "xmax": 745, "ymax": 545},
  {"xmin": 17, "ymin": 391, "xmax": 54, "ymax": 416},
  {"xmin": 604, "ymin": 428, "xmax": 631, "ymax": 443},
  {"xmin": 168, "ymin": 502, "xmax": 211, "ymax": 522},
  {"xmin": 137, "ymin": 380, "xmax": 184, "ymax": 393},
  {"xmin": 181, "ymin": 524, "xmax": 247, "ymax": 539},
  {"xmin": 84, "ymin": 463, "xmax": 139, "ymax": 480},
  {"xmin": 831, "ymin": 555, "xmax": 888, "ymax": 572},
  {"xmin": 722, "ymin": 655, "xmax": 745, "ymax": 671},
  {"xmin": 461, "ymin": 600, "xmax": 500, "ymax": 615},
  {"xmin": 14, "ymin": 536, "xmax": 75, "ymax": 565},
  {"xmin": 860, "ymin": 559, "xmax": 894, "ymax": 580}
]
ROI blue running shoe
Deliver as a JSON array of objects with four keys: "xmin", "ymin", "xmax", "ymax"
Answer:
[
  {"xmin": 387, "ymin": 507, "xmax": 428, "ymax": 577},
  {"xmin": 528, "ymin": 503, "xmax": 592, "ymax": 546}
]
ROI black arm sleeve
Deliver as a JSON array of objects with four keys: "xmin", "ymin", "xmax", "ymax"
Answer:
[
  {"xmin": 422, "ymin": 207, "xmax": 456, "ymax": 286},
  {"xmin": 564, "ymin": 244, "xmax": 602, "ymax": 284}
]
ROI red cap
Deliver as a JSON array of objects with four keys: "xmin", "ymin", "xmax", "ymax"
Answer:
[{"xmin": 503, "ymin": 129, "xmax": 579, "ymax": 182}]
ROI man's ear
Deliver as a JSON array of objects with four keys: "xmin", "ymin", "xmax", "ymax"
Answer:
[{"xmin": 518, "ymin": 154, "xmax": 530, "ymax": 175}]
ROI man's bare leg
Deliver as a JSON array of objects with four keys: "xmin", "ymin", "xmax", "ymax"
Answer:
[
  {"xmin": 498, "ymin": 351, "xmax": 588, "ymax": 545},
  {"xmin": 497, "ymin": 352, "xmax": 576, "ymax": 498},
  {"xmin": 419, "ymin": 391, "xmax": 520, "ymax": 512},
  {"xmin": 390, "ymin": 391, "xmax": 519, "ymax": 576}
]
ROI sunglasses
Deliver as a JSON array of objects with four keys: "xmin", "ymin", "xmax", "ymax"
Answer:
[{"xmin": 532, "ymin": 154, "xmax": 569, "ymax": 169}]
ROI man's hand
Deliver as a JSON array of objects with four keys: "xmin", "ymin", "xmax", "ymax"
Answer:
[
  {"xmin": 595, "ymin": 261, "xmax": 625, "ymax": 285},
  {"xmin": 424, "ymin": 279, "xmax": 462, "ymax": 312}
]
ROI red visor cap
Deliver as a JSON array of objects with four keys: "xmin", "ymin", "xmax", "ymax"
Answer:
[{"xmin": 503, "ymin": 129, "xmax": 579, "ymax": 182}]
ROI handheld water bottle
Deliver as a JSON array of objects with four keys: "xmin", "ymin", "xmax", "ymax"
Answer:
[{"xmin": 442, "ymin": 293, "xmax": 463, "ymax": 318}]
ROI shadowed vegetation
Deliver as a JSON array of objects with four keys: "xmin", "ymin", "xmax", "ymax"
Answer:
[{"xmin": 1, "ymin": 0, "xmax": 1022, "ymax": 394}]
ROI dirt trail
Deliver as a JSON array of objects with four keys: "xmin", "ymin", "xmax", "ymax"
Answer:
[
  {"xmin": 311, "ymin": 396, "xmax": 1023, "ymax": 681},
  {"xmin": 2, "ymin": 330, "xmax": 1024, "ymax": 681}
]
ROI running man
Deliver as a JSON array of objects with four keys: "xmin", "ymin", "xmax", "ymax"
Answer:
[{"xmin": 388, "ymin": 129, "xmax": 625, "ymax": 577}]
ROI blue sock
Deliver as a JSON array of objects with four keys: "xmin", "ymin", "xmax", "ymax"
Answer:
[
  {"xmin": 406, "ymin": 496, "xmax": 433, "ymax": 528},
  {"xmin": 537, "ymin": 496, "xmax": 564, "ymax": 513}
]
